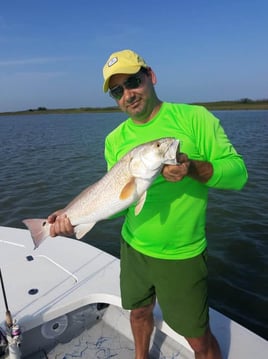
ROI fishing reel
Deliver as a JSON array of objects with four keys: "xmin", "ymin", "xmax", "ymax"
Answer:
[
  {"xmin": 1, "ymin": 269, "xmax": 22, "ymax": 358},
  {"xmin": 0, "ymin": 326, "xmax": 8, "ymax": 357},
  {"xmin": 0, "ymin": 320, "xmax": 22, "ymax": 359}
]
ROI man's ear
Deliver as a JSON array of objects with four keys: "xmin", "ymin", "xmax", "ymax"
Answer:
[{"xmin": 147, "ymin": 67, "xmax": 157, "ymax": 85}]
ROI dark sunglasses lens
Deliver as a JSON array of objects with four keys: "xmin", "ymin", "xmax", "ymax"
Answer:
[
  {"xmin": 110, "ymin": 85, "xmax": 124, "ymax": 100},
  {"xmin": 125, "ymin": 76, "xmax": 141, "ymax": 89},
  {"xmin": 109, "ymin": 75, "xmax": 142, "ymax": 100}
]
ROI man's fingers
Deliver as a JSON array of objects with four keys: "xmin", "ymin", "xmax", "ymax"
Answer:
[
  {"xmin": 162, "ymin": 162, "xmax": 190, "ymax": 182},
  {"xmin": 176, "ymin": 152, "xmax": 188, "ymax": 164},
  {"xmin": 51, "ymin": 214, "xmax": 74, "ymax": 237},
  {"xmin": 47, "ymin": 209, "xmax": 64, "ymax": 224}
]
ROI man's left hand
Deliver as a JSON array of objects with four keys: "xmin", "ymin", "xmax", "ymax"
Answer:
[{"xmin": 162, "ymin": 153, "xmax": 190, "ymax": 182}]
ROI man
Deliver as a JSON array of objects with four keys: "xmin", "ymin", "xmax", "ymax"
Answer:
[{"xmin": 48, "ymin": 49, "xmax": 248, "ymax": 359}]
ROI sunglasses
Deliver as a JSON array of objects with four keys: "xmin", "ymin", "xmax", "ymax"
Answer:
[{"xmin": 109, "ymin": 73, "xmax": 143, "ymax": 100}]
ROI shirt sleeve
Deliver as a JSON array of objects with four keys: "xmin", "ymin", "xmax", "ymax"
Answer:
[{"xmin": 193, "ymin": 107, "xmax": 248, "ymax": 190}]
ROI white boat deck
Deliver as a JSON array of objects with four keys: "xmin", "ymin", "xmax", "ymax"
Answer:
[
  {"xmin": 0, "ymin": 226, "xmax": 267, "ymax": 359},
  {"xmin": 0, "ymin": 227, "xmax": 122, "ymax": 330}
]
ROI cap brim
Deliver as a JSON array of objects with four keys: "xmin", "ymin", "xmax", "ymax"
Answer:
[{"xmin": 103, "ymin": 65, "xmax": 142, "ymax": 92}]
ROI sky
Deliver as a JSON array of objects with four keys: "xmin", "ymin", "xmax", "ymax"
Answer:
[{"xmin": 0, "ymin": 0, "xmax": 267, "ymax": 112}]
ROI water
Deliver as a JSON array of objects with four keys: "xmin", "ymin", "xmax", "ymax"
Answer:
[{"xmin": 0, "ymin": 110, "xmax": 267, "ymax": 339}]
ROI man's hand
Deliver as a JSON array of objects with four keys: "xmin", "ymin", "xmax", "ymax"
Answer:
[
  {"xmin": 162, "ymin": 153, "xmax": 213, "ymax": 183},
  {"xmin": 47, "ymin": 210, "xmax": 74, "ymax": 237},
  {"xmin": 162, "ymin": 153, "xmax": 190, "ymax": 182}
]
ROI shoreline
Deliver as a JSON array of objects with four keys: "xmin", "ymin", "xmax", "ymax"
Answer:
[{"xmin": 1, "ymin": 100, "xmax": 268, "ymax": 116}]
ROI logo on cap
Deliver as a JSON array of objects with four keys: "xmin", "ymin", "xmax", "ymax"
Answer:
[{"xmin": 108, "ymin": 57, "xmax": 118, "ymax": 67}]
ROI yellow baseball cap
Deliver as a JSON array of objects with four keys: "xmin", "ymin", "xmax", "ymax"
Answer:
[{"xmin": 103, "ymin": 49, "xmax": 148, "ymax": 92}]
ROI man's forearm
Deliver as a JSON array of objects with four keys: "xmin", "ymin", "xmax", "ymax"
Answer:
[{"xmin": 187, "ymin": 160, "xmax": 213, "ymax": 183}]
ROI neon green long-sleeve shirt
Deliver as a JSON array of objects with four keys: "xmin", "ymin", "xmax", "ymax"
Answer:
[{"xmin": 104, "ymin": 103, "xmax": 248, "ymax": 259}]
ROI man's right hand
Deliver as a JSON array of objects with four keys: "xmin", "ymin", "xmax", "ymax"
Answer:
[{"xmin": 47, "ymin": 210, "xmax": 74, "ymax": 237}]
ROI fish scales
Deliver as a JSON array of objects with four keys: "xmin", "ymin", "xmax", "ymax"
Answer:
[{"xmin": 23, "ymin": 138, "xmax": 179, "ymax": 249}]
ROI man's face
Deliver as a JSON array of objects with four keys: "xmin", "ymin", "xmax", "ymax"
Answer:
[{"xmin": 109, "ymin": 68, "xmax": 157, "ymax": 122}]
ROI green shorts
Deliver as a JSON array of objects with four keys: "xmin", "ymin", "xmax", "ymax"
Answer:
[{"xmin": 120, "ymin": 240, "xmax": 209, "ymax": 338}]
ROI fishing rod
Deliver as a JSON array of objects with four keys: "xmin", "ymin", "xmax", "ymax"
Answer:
[
  {"xmin": 0, "ymin": 268, "xmax": 13, "ymax": 327},
  {"xmin": 0, "ymin": 268, "xmax": 22, "ymax": 358}
]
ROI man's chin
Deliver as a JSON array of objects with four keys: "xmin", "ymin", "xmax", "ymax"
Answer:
[{"xmin": 126, "ymin": 100, "xmax": 144, "ymax": 114}]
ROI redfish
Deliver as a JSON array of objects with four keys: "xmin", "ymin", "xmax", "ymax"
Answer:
[{"xmin": 23, "ymin": 138, "xmax": 179, "ymax": 249}]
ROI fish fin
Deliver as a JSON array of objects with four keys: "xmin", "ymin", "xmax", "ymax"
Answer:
[
  {"xmin": 135, "ymin": 191, "xmax": 147, "ymax": 215},
  {"xmin": 74, "ymin": 222, "xmax": 96, "ymax": 240},
  {"xmin": 119, "ymin": 177, "xmax": 136, "ymax": 200},
  {"xmin": 23, "ymin": 218, "xmax": 51, "ymax": 249}
]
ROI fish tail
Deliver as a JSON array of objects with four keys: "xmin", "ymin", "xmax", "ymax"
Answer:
[{"xmin": 23, "ymin": 218, "xmax": 51, "ymax": 249}]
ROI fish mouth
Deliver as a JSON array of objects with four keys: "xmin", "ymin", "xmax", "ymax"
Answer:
[{"xmin": 163, "ymin": 139, "xmax": 180, "ymax": 164}]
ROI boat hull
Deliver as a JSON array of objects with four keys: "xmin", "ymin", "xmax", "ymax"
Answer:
[{"xmin": 0, "ymin": 226, "xmax": 267, "ymax": 359}]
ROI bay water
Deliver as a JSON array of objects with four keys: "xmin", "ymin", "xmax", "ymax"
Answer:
[{"xmin": 0, "ymin": 110, "xmax": 267, "ymax": 339}]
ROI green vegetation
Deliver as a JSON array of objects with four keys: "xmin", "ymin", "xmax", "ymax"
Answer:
[
  {"xmin": 192, "ymin": 99, "xmax": 268, "ymax": 111},
  {"xmin": 0, "ymin": 106, "xmax": 121, "ymax": 116},
  {"xmin": 1, "ymin": 99, "xmax": 268, "ymax": 116}
]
